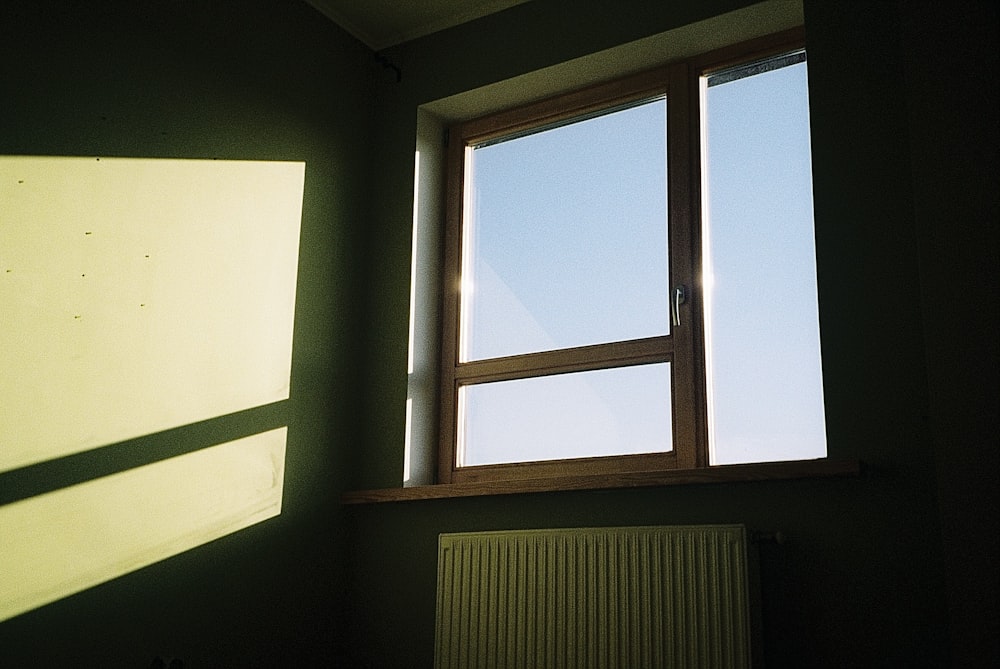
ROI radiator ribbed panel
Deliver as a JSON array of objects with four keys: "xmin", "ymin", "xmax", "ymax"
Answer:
[{"xmin": 435, "ymin": 525, "xmax": 749, "ymax": 669}]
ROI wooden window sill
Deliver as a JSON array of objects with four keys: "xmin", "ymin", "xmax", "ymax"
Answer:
[{"xmin": 341, "ymin": 458, "xmax": 862, "ymax": 504}]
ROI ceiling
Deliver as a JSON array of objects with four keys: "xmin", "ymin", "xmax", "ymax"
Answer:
[{"xmin": 304, "ymin": 0, "xmax": 532, "ymax": 51}]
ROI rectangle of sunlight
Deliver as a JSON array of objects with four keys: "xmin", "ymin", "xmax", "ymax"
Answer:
[
  {"xmin": 0, "ymin": 427, "xmax": 286, "ymax": 623},
  {"xmin": 0, "ymin": 156, "xmax": 304, "ymax": 473}
]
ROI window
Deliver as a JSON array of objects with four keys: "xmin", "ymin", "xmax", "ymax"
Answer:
[{"xmin": 437, "ymin": 30, "xmax": 826, "ymax": 485}]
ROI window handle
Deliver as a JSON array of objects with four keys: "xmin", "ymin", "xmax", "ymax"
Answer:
[{"xmin": 671, "ymin": 285, "xmax": 687, "ymax": 327}]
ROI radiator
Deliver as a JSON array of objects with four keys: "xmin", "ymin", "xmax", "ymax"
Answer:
[{"xmin": 434, "ymin": 525, "xmax": 751, "ymax": 669}]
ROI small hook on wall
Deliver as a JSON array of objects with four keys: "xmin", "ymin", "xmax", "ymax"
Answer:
[{"xmin": 374, "ymin": 52, "xmax": 402, "ymax": 82}]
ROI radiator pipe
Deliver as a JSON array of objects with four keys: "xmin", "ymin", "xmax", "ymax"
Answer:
[{"xmin": 751, "ymin": 530, "xmax": 786, "ymax": 545}]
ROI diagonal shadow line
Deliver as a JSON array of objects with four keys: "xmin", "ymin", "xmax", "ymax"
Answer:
[{"xmin": 0, "ymin": 400, "xmax": 289, "ymax": 507}]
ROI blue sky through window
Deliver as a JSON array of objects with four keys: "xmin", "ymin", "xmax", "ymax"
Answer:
[
  {"xmin": 703, "ymin": 57, "xmax": 826, "ymax": 464},
  {"xmin": 463, "ymin": 98, "xmax": 668, "ymax": 362},
  {"xmin": 456, "ymin": 55, "xmax": 826, "ymax": 467}
]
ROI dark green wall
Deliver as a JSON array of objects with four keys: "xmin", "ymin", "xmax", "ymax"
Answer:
[
  {"xmin": 0, "ymin": 0, "xmax": 995, "ymax": 667},
  {"xmin": 0, "ymin": 0, "xmax": 372, "ymax": 666},
  {"xmin": 897, "ymin": 1, "xmax": 999, "ymax": 666},
  {"xmin": 351, "ymin": 0, "xmax": 997, "ymax": 667}
]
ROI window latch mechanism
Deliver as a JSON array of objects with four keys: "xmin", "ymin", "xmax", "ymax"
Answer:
[{"xmin": 671, "ymin": 285, "xmax": 687, "ymax": 327}]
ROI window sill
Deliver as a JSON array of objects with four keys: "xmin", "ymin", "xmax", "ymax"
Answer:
[{"xmin": 341, "ymin": 458, "xmax": 862, "ymax": 504}]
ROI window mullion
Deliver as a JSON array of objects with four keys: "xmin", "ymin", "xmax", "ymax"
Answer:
[{"xmin": 667, "ymin": 60, "xmax": 707, "ymax": 470}]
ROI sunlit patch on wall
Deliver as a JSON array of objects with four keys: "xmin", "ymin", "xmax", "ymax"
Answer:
[
  {"xmin": 0, "ymin": 156, "xmax": 305, "ymax": 473},
  {"xmin": 0, "ymin": 427, "xmax": 287, "ymax": 623},
  {"xmin": 0, "ymin": 155, "xmax": 303, "ymax": 620}
]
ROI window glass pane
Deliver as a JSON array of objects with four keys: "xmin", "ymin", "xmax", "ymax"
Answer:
[
  {"xmin": 461, "ymin": 98, "xmax": 669, "ymax": 362},
  {"xmin": 702, "ymin": 52, "xmax": 827, "ymax": 464},
  {"xmin": 458, "ymin": 363, "xmax": 672, "ymax": 466}
]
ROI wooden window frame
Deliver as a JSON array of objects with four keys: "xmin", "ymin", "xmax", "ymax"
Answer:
[{"xmin": 438, "ymin": 29, "xmax": 812, "ymax": 486}]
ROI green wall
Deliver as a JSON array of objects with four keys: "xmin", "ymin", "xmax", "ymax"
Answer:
[
  {"xmin": 1, "ymin": 0, "xmax": 995, "ymax": 667},
  {"xmin": 0, "ymin": 0, "xmax": 372, "ymax": 665}
]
